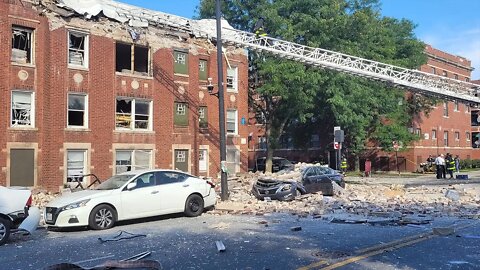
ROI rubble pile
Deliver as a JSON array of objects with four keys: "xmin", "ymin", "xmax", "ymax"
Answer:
[
  {"xmin": 32, "ymin": 189, "xmax": 58, "ymax": 209},
  {"xmin": 211, "ymin": 165, "xmax": 480, "ymax": 221}
]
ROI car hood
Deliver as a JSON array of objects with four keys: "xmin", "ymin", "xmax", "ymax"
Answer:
[{"xmin": 47, "ymin": 190, "xmax": 112, "ymax": 207}]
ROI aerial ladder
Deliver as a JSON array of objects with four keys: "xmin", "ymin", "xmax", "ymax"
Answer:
[{"xmin": 59, "ymin": 0, "xmax": 480, "ymax": 104}]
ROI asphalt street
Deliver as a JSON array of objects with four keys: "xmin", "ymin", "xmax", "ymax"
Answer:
[{"xmin": 1, "ymin": 212, "xmax": 479, "ymax": 270}]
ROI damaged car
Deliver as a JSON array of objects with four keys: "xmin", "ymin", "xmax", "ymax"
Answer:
[
  {"xmin": 252, "ymin": 165, "xmax": 345, "ymax": 201},
  {"xmin": 45, "ymin": 169, "xmax": 216, "ymax": 230},
  {"xmin": 0, "ymin": 186, "xmax": 41, "ymax": 245}
]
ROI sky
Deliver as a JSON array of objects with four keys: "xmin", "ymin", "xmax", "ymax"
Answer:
[{"xmin": 118, "ymin": 0, "xmax": 480, "ymax": 79}]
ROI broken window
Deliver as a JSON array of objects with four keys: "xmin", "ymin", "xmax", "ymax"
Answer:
[
  {"xmin": 174, "ymin": 50, "xmax": 188, "ymax": 75},
  {"xmin": 227, "ymin": 67, "xmax": 238, "ymax": 92},
  {"xmin": 199, "ymin": 106, "xmax": 208, "ymax": 129},
  {"xmin": 12, "ymin": 26, "xmax": 33, "ymax": 64},
  {"xmin": 115, "ymin": 150, "xmax": 152, "ymax": 174},
  {"xmin": 174, "ymin": 102, "xmax": 188, "ymax": 126},
  {"xmin": 116, "ymin": 42, "xmax": 150, "ymax": 76},
  {"xmin": 11, "ymin": 91, "xmax": 34, "ymax": 127},
  {"xmin": 199, "ymin": 59, "xmax": 208, "ymax": 81},
  {"xmin": 68, "ymin": 93, "xmax": 87, "ymax": 128},
  {"xmin": 116, "ymin": 98, "xmax": 151, "ymax": 130},
  {"xmin": 68, "ymin": 31, "xmax": 88, "ymax": 68},
  {"xmin": 67, "ymin": 150, "xmax": 86, "ymax": 183}
]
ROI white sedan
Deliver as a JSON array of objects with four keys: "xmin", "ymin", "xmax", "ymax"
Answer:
[{"xmin": 44, "ymin": 169, "xmax": 217, "ymax": 230}]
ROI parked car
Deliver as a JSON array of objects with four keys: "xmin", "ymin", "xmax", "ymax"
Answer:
[
  {"xmin": 44, "ymin": 169, "xmax": 216, "ymax": 230},
  {"xmin": 255, "ymin": 157, "xmax": 295, "ymax": 173},
  {"xmin": 0, "ymin": 186, "xmax": 41, "ymax": 245},
  {"xmin": 252, "ymin": 165, "xmax": 345, "ymax": 201}
]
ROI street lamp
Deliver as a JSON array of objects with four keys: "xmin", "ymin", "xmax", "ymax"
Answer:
[{"xmin": 214, "ymin": 0, "xmax": 228, "ymax": 201}]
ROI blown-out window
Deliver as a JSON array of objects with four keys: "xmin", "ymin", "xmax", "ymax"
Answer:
[
  {"xmin": 174, "ymin": 50, "xmax": 188, "ymax": 75},
  {"xmin": 227, "ymin": 67, "xmax": 238, "ymax": 92},
  {"xmin": 116, "ymin": 42, "xmax": 150, "ymax": 76},
  {"xmin": 199, "ymin": 106, "xmax": 208, "ymax": 129},
  {"xmin": 12, "ymin": 26, "xmax": 33, "ymax": 64},
  {"xmin": 115, "ymin": 150, "xmax": 152, "ymax": 174},
  {"xmin": 68, "ymin": 31, "xmax": 88, "ymax": 68},
  {"xmin": 116, "ymin": 98, "xmax": 151, "ymax": 130},
  {"xmin": 11, "ymin": 91, "xmax": 34, "ymax": 127},
  {"xmin": 67, "ymin": 150, "xmax": 86, "ymax": 182},
  {"xmin": 199, "ymin": 59, "xmax": 208, "ymax": 80}
]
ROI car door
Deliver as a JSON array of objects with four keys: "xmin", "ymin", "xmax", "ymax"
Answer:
[
  {"xmin": 120, "ymin": 172, "xmax": 161, "ymax": 219},
  {"xmin": 156, "ymin": 171, "xmax": 191, "ymax": 214}
]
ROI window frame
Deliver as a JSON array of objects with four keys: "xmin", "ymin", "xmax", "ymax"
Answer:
[
  {"xmin": 443, "ymin": 101, "xmax": 449, "ymax": 117},
  {"xmin": 66, "ymin": 150, "xmax": 87, "ymax": 183},
  {"xmin": 198, "ymin": 149, "xmax": 208, "ymax": 173},
  {"xmin": 199, "ymin": 59, "xmax": 208, "ymax": 81},
  {"xmin": 226, "ymin": 109, "xmax": 238, "ymax": 135},
  {"xmin": 67, "ymin": 93, "xmax": 88, "ymax": 128},
  {"xmin": 115, "ymin": 42, "xmax": 151, "ymax": 76},
  {"xmin": 226, "ymin": 66, "xmax": 238, "ymax": 92},
  {"xmin": 432, "ymin": 130, "xmax": 437, "ymax": 140},
  {"xmin": 115, "ymin": 149, "xmax": 152, "ymax": 174},
  {"xmin": 67, "ymin": 30, "xmax": 89, "ymax": 69},
  {"xmin": 115, "ymin": 97, "xmax": 152, "ymax": 131},
  {"xmin": 174, "ymin": 50, "xmax": 189, "ymax": 75},
  {"xmin": 455, "ymin": 131, "xmax": 460, "ymax": 141},
  {"xmin": 199, "ymin": 106, "xmax": 208, "ymax": 129},
  {"xmin": 11, "ymin": 25, "xmax": 34, "ymax": 65},
  {"xmin": 11, "ymin": 90, "xmax": 35, "ymax": 128},
  {"xmin": 444, "ymin": 131, "xmax": 449, "ymax": 147},
  {"xmin": 174, "ymin": 102, "xmax": 189, "ymax": 127},
  {"xmin": 466, "ymin": 132, "xmax": 471, "ymax": 141}
]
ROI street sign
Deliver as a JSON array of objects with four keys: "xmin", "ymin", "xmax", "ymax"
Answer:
[{"xmin": 334, "ymin": 142, "xmax": 341, "ymax": 150}]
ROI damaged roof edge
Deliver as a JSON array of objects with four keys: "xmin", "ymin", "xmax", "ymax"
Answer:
[{"xmin": 55, "ymin": 0, "xmax": 233, "ymax": 39}]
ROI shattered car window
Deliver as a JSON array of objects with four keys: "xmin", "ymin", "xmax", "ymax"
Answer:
[{"xmin": 95, "ymin": 174, "xmax": 134, "ymax": 190}]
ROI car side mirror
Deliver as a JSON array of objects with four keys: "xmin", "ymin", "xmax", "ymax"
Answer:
[{"xmin": 126, "ymin": 182, "xmax": 137, "ymax": 191}]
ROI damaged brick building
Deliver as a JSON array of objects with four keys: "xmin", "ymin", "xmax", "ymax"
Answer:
[{"xmin": 1, "ymin": 0, "xmax": 249, "ymax": 190}]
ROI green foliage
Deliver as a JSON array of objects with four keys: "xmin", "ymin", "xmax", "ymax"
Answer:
[{"xmin": 197, "ymin": 0, "xmax": 429, "ymax": 161}]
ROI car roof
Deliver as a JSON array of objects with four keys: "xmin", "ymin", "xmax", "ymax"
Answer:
[{"xmin": 118, "ymin": 169, "xmax": 195, "ymax": 178}]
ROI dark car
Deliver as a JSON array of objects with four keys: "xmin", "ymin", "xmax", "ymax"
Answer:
[
  {"xmin": 251, "ymin": 165, "xmax": 345, "ymax": 201},
  {"xmin": 254, "ymin": 157, "xmax": 294, "ymax": 173}
]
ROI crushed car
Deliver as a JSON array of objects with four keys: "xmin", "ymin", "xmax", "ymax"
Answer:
[
  {"xmin": 0, "ymin": 186, "xmax": 41, "ymax": 245},
  {"xmin": 252, "ymin": 165, "xmax": 345, "ymax": 201}
]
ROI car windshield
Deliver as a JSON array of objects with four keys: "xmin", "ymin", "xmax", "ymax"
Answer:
[{"xmin": 95, "ymin": 174, "xmax": 135, "ymax": 190}]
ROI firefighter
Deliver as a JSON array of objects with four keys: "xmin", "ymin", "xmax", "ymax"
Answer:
[
  {"xmin": 253, "ymin": 17, "xmax": 267, "ymax": 38},
  {"xmin": 445, "ymin": 153, "xmax": 455, "ymax": 179},
  {"xmin": 340, "ymin": 158, "xmax": 347, "ymax": 174}
]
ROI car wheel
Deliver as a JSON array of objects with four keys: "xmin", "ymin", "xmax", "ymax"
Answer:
[
  {"xmin": 0, "ymin": 217, "xmax": 11, "ymax": 246},
  {"xmin": 89, "ymin": 205, "xmax": 116, "ymax": 230},
  {"xmin": 184, "ymin": 194, "xmax": 204, "ymax": 217}
]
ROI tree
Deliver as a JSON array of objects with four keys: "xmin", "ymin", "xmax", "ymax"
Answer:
[{"xmin": 197, "ymin": 0, "xmax": 429, "ymax": 172}]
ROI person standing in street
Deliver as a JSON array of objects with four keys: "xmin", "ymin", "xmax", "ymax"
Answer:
[
  {"xmin": 445, "ymin": 153, "xmax": 455, "ymax": 179},
  {"xmin": 435, "ymin": 154, "xmax": 446, "ymax": 179}
]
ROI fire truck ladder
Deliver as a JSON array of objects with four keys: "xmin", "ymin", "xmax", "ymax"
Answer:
[
  {"xmin": 105, "ymin": 1, "xmax": 480, "ymax": 104},
  {"xmin": 219, "ymin": 27, "xmax": 480, "ymax": 104}
]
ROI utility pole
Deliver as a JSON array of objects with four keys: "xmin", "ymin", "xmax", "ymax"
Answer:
[{"xmin": 215, "ymin": 0, "xmax": 228, "ymax": 201}]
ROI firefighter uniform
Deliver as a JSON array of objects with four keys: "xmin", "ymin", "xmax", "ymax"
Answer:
[{"xmin": 341, "ymin": 159, "xmax": 347, "ymax": 173}]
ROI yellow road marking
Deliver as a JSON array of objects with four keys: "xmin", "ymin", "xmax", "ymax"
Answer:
[{"xmin": 297, "ymin": 221, "xmax": 478, "ymax": 270}]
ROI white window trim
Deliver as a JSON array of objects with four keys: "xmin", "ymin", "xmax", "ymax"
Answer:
[
  {"xmin": 67, "ymin": 30, "xmax": 89, "ymax": 69},
  {"xmin": 116, "ymin": 98, "xmax": 152, "ymax": 131},
  {"xmin": 67, "ymin": 93, "xmax": 88, "ymax": 129},
  {"xmin": 11, "ymin": 26, "xmax": 34, "ymax": 66},
  {"xmin": 66, "ymin": 150, "xmax": 87, "ymax": 183},
  {"xmin": 466, "ymin": 132, "xmax": 471, "ymax": 141},
  {"xmin": 114, "ymin": 149, "xmax": 153, "ymax": 174},
  {"xmin": 11, "ymin": 90, "xmax": 35, "ymax": 128},
  {"xmin": 226, "ymin": 109, "xmax": 238, "ymax": 135},
  {"xmin": 226, "ymin": 66, "xmax": 238, "ymax": 92}
]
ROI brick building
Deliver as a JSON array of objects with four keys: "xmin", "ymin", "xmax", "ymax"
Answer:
[
  {"xmin": 1, "ymin": 0, "xmax": 249, "ymax": 191},
  {"xmin": 248, "ymin": 44, "xmax": 477, "ymax": 172}
]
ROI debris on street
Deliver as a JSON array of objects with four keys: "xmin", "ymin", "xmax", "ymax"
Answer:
[
  {"xmin": 215, "ymin": 240, "xmax": 226, "ymax": 252},
  {"xmin": 98, "ymin": 230, "xmax": 147, "ymax": 243}
]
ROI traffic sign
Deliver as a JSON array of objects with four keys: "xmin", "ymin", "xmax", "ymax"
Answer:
[{"xmin": 334, "ymin": 142, "xmax": 341, "ymax": 150}]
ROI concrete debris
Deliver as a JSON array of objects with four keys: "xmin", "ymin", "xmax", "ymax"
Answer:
[
  {"xmin": 215, "ymin": 241, "xmax": 226, "ymax": 252},
  {"xmin": 433, "ymin": 227, "xmax": 455, "ymax": 236},
  {"xmin": 290, "ymin": 226, "xmax": 302, "ymax": 231},
  {"xmin": 445, "ymin": 190, "xmax": 461, "ymax": 201}
]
